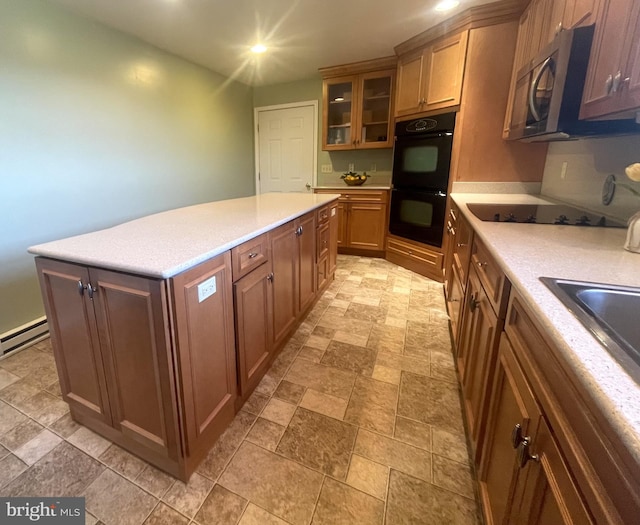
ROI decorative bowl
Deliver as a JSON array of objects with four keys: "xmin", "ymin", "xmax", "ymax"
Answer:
[
  {"xmin": 344, "ymin": 177, "xmax": 366, "ymax": 186},
  {"xmin": 341, "ymin": 171, "xmax": 368, "ymax": 186}
]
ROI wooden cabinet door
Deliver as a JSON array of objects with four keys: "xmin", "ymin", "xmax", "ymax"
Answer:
[
  {"xmin": 317, "ymin": 221, "xmax": 330, "ymax": 262},
  {"xmin": 35, "ymin": 258, "xmax": 112, "ymax": 425},
  {"xmin": 92, "ymin": 268, "xmax": 179, "ymax": 459},
  {"xmin": 395, "ymin": 49, "xmax": 425, "ymax": 116},
  {"xmin": 446, "ymin": 265, "xmax": 465, "ymax": 348},
  {"xmin": 234, "ymin": 262, "xmax": 273, "ymax": 398},
  {"xmin": 580, "ymin": 0, "xmax": 636, "ymax": 118},
  {"xmin": 567, "ymin": 0, "xmax": 600, "ymax": 27},
  {"xmin": 357, "ymin": 69, "xmax": 395, "ymax": 148},
  {"xmin": 422, "ymin": 31, "xmax": 469, "ymax": 112},
  {"xmin": 347, "ymin": 203, "xmax": 386, "ymax": 250},
  {"xmin": 323, "ymin": 75, "xmax": 358, "ymax": 150},
  {"xmin": 478, "ymin": 334, "xmax": 541, "ymax": 525},
  {"xmin": 328, "ymin": 203, "xmax": 339, "ymax": 274},
  {"xmin": 508, "ymin": 417, "xmax": 593, "ymax": 525},
  {"xmin": 269, "ymin": 221, "xmax": 298, "ymax": 347},
  {"xmin": 297, "ymin": 213, "xmax": 317, "ymax": 313},
  {"xmin": 617, "ymin": 3, "xmax": 640, "ymax": 114},
  {"xmin": 457, "ymin": 267, "xmax": 501, "ymax": 455},
  {"xmin": 543, "ymin": 0, "xmax": 567, "ymax": 43}
]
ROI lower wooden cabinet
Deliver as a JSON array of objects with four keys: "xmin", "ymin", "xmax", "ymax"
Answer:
[
  {"xmin": 233, "ymin": 262, "xmax": 273, "ymax": 399},
  {"xmin": 385, "ymin": 235, "xmax": 444, "ymax": 282},
  {"xmin": 297, "ymin": 212, "xmax": 317, "ymax": 313}
]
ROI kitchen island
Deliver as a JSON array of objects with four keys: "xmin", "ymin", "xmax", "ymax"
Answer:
[
  {"xmin": 28, "ymin": 192, "xmax": 339, "ymax": 481},
  {"xmin": 449, "ymin": 192, "xmax": 640, "ymax": 524}
]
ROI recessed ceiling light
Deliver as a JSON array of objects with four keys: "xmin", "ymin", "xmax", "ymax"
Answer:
[
  {"xmin": 251, "ymin": 44, "xmax": 267, "ymax": 54},
  {"xmin": 435, "ymin": 0, "xmax": 460, "ymax": 12}
]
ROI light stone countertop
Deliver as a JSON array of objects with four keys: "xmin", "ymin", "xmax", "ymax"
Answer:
[
  {"xmin": 29, "ymin": 193, "xmax": 339, "ymax": 279},
  {"xmin": 451, "ymin": 192, "xmax": 640, "ymax": 462}
]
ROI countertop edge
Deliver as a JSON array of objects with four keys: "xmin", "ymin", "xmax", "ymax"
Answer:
[{"xmin": 29, "ymin": 194, "xmax": 340, "ymax": 279}]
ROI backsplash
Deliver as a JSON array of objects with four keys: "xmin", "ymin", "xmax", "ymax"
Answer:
[
  {"xmin": 541, "ymin": 135, "xmax": 640, "ymax": 221},
  {"xmin": 317, "ymin": 149, "xmax": 392, "ymax": 186}
]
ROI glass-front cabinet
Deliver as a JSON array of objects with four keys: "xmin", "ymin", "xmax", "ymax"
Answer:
[{"xmin": 321, "ymin": 62, "xmax": 396, "ymax": 151}]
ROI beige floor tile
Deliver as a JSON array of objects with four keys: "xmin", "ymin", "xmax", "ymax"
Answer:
[
  {"xmin": 67, "ymin": 426, "xmax": 112, "ymax": 458},
  {"xmin": 351, "ymin": 295, "xmax": 381, "ymax": 307},
  {"xmin": 144, "ymin": 503, "xmax": 188, "ymax": 525},
  {"xmin": 305, "ymin": 334, "xmax": 332, "ymax": 351},
  {"xmin": 297, "ymin": 345, "xmax": 325, "ymax": 363},
  {"xmin": 321, "ymin": 341, "xmax": 376, "ymax": 376},
  {"xmin": 85, "ymin": 512, "xmax": 99, "ymax": 525},
  {"xmin": 219, "ymin": 441, "xmax": 323, "ymax": 525},
  {"xmin": 432, "ymin": 426, "xmax": 471, "ymax": 465},
  {"xmin": 163, "ymin": 472, "xmax": 213, "ymax": 518},
  {"xmin": 49, "ymin": 413, "xmax": 81, "ymax": 438},
  {"xmin": 254, "ymin": 373, "xmax": 279, "ymax": 396},
  {"xmin": 376, "ymin": 352, "xmax": 429, "ymax": 376},
  {"xmin": 277, "ymin": 408, "xmax": 357, "ymax": 479},
  {"xmin": 332, "ymin": 330, "xmax": 369, "ymax": 348},
  {"xmin": 135, "ymin": 464, "xmax": 176, "ymax": 498},
  {"xmin": 394, "ymin": 416, "xmax": 432, "ymax": 451},
  {"xmin": 197, "ymin": 411, "xmax": 256, "ymax": 481},
  {"xmin": 245, "ymin": 417, "xmax": 286, "ymax": 451},
  {"xmin": 273, "ymin": 380, "xmax": 306, "ymax": 404},
  {"xmin": 99, "ymin": 444, "xmax": 147, "ymax": 480},
  {"xmin": 311, "ymin": 477, "xmax": 384, "ymax": 524},
  {"xmin": 85, "ymin": 469, "xmax": 157, "ymax": 525},
  {"xmin": 344, "ymin": 303, "xmax": 387, "ymax": 323},
  {"xmin": 344, "ymin": 376, "xmax": 397, "ymax": 436},
  {"xmin": 299, "ymin": 389, "xmax": 348, "ymax": 420},
  {"xmin": 346, "ymin": 454, "xmax": 389, "ymax": 500},
  {"xmin": 0, "ymin": 418, "xmax": 44, "ymax": 451},
  {"xmin": 330, "ymin": 299, "xmax": 351, "ymax": 311},
  {"xmin": 386, "ymin": 470, "xmax": 479, "ymax": 525},
  {"xmin": 0, "ymin": 368, "xmax": 20, "ymax": 390},
  {"xmin": 238, "ymin": 503, "xmax": 289, "ymax": 524},
  {"xmin": 392, "ymin": 286, "xmax": 411, "ymax": 295},
  {"xmin": 0, "ymin": 400, "xmax": 28, "ymax": 435},
  {"xmin": 14, "ymin": 429, "xmax": 62, "ymax": 465},
  {"xmin": 242, "ymin": 391, "xmax": 270, "ymax": 416},
  {"xmin": 261, "ymin": 398, "xmax": 297, "ymax": 426},
  {"xmin": 432, "ymin": 454, "xmax": 476, "ymax": 499},
  {"xmin": 354, "ymin": 429, "xmax": 431, "ymax": 482},
  {"xmin": 0, "ymin": 454, "xmax": 28, "ymax": 490},
  {"xmin": 316, "ymin": 313, "xmax": 373, "ymax": 337},
  {"xmin": 195, "ymin": 484, "xmax": 247, "ymax": 525},
  {"xmin": 33, "ymin": 398, "xmax": 70, "ymax": 426},
  {"xmin": 371, "ymin": 365, "xmax": 402, "ymax": 385},
  {"xmin": 284, "ymin": 359, "xmax": 356, "ymax": 400},
  {"xmin": 384, "ymin": 316, "xmax": 407, "ymax": 329}
]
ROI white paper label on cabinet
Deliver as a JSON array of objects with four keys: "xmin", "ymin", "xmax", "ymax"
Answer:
[
  {"xmin": 331, "ymin": 207, "xmax": 336, "ymax": 216},
  {"xmin": 197, "ymin": 276, "xmax": 217, "ymax": 303}
]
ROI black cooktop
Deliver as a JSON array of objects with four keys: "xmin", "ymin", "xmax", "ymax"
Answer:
[{"xmin": 467, "ymin": 203, "xmax": 626, "ymax": 228}]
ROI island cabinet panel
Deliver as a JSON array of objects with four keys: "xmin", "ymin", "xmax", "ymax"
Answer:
[
  {"xmin": 269, "ymin": 221, "xmax": 299, "ymax": 348},
  {"xmin": 92, "ymin": 268, "xmax": 179, "ymax": 459},
  {"xmin": 35, "ymin": 258, "xmax": 112, "ymax": 425},
  {"xmin": 297, "ymin": 212, "xmax": 317, "ymax": 313},
  {"xmin": 233, "ymin": 262, "xmax": 273, "ymax": 398},
  {"xmin": 328, "ymin": 202, "xmax": 339, "ymax": 275},
  {"xmin": 170, "ymin": 252, "xmax": 236, "ymax": 464}
]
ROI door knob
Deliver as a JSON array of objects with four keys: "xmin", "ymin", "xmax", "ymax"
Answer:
[{"xmin": 306, "ymin": 183, "xmax": 311, "ymax": 190}]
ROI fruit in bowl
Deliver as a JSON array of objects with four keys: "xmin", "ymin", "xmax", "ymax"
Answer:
[{"xmin": 341, "ymin": 171, "xmax": 369, "ymax": 186}]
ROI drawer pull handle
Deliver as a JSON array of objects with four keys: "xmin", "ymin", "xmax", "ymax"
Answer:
[
  {"xmin": 477, "ymin": 261, "xmax": 488, "ymax": 268},
  {"xmin": 266, "ymin": 273, "xmax": 274, "ymax": 283},
  {"xmin": 517, "ymin": 438, "xmax": 539, "ymax": 468},
  {"xmin": 511, "ymin": 423, "xmax": 523, "ymax": 448},
  {"xmin": 469, "ymin": 293, "xmax": 479, "ymax": 312},
  {"xmin": 86, "ymin": 283, "xmax": 96, "ymax": 300},
  {"xmin": 77, "ymin": 280, "xmax": 86, "ymax": 296},
  {"xmin": 450, "ymin": 298, "xmax": 460, "ymax": 303},
  {"xmin": 248, "ymin": 252, "xmax": 259, "ymax": 259},
  {"xmin": 456, "ymin": 243, "xmax": 467, "ymax": 247}
]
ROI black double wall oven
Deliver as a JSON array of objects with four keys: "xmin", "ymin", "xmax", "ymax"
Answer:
[{"xmin": 389, "ymin": 113, "xmax": 455, "ymax": 248}]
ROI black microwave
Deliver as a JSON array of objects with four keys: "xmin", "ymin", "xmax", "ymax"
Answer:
[{"xmin": 506, "ymin": 25, "xmax": 640, "ymax": 142}]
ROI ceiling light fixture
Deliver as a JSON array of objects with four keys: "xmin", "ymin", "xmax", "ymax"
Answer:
[
  {"xmin": 251, "ymin": 44, "xmax": 267, "ymax": 54},
  {"xmin": 435, "ymin": 0, "xmax": 460, "ymax": 12}
]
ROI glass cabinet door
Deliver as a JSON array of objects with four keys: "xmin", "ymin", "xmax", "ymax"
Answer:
[
  {"xmin": 358, "ymin": 70, "xmax": 395, "ymax": 148},
  {"xmin": 324, "ymin": 76, "xmax": 357, "ymax": 150}
]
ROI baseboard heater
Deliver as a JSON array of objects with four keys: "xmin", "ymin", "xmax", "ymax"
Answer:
[{"xmin": 0, "ymin": 316, "xmax": 49, "ymax": 357}]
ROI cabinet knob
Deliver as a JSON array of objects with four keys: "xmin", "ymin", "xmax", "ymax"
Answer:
[
  {"xmin": 266, "ymin": 273, "xmax": 274, "ymax": 283},
  {"xmin": 516, "ymin": 437, "xmax": 539, "ymax": 468},
  {"xmin": 248, "ymin": 252, "xmax": 258, "ymax": 259},
  {"xmin": 555, "ymin": 22, "xmax": 563, "ymax": 35},
  {"xmin": 477, "ymin": 261, "xmax": 488, "ymax": 268},
  {"xmin": 469, "ymin": 292, "xmax": 479, "ymax": 312},
  {"xmin": 605, "ymin": 74, "xmax": 614, "ymax": 95},
  {"xmin": 612, "ymin": 71, "xmax": 623, "ymax": 93},
  {"xmin": 456, "ymin": 243, "xmax": 467, "ymax": 248},
  {"xmin": 86, "ymin": 283, "xmax": 96, "ymax": 300},
  {"xmin": 77, "ymin": 280, "xmax": 86, "ymax": 296}
]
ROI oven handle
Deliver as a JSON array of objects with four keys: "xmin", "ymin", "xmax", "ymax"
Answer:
[
  {"xmin": 529, "ymin": 57, "xmax": 553, "ymax": 123},
  {"xmin": 394, "ymin": 131, "xmax": 453, "ymax": 141}
]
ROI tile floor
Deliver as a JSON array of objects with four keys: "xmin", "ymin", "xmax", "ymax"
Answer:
[{"xmin": 0, "ymin": 255, "xmax": 480, "ymax": 524}]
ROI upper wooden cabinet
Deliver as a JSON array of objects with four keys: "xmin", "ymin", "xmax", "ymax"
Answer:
[
  {"xmin": 395, "ymin": 31, "xmax": 469, "ymax": 117},
  {"xmin": 320, "ymin": 58, "xmax": 396, "ymax": 151},
  {"xmin": 580, "ymin": 0, "xmax": 640, "ymax": 119}
]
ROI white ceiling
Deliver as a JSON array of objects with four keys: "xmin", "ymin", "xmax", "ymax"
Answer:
[{"xmin": 46, "ymin": 0, "xmax": 500, "ymax": 86}]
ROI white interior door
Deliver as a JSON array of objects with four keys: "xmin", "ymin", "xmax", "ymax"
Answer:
[{"xmin": 255, "ymin": 103, "xmax": 317, "ymax": 193}]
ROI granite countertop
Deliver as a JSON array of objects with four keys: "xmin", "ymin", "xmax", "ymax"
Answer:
[
  {"xmin": 29, "ymin": 193, "xmax": 339, "ymax": 279},
  {"xmin": 451, "ymin": 192, "xmax": 640, "ymax": 462}
]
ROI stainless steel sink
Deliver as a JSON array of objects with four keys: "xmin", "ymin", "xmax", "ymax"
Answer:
[{"xmin": 540, "ymin": 278, "xmax": 640, "ymax": 372}]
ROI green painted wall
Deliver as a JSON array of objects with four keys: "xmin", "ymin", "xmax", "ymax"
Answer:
[
  {"xmin": 253, "ymin": 79, "xmax": 394, "ymax": 186},
  {"xmin": 0, "ymin": 0, "xmax": 255, "ymax": 335}
]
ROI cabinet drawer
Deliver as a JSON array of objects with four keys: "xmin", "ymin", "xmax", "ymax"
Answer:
[
  {"xmin": 316, "ymin": 205, "xmax": 330, "ymax": 225},
  {"xmin": 231, "ymin": 233, "xmax": 269, "ymax": 282},
  {"xmin": 387, "ymin": 237, "xmax": 444, "ymax": 268},
  {"xmin": 317, "ymin": 222, "xmax": 330, "ymax": 261},
  {"xmin": 471, "ymin": 236, "xmax": 510, "ymax": 319},
  {"xmin": 341, "ymin": 190, "xmax": 389, "ymax": 203}
]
